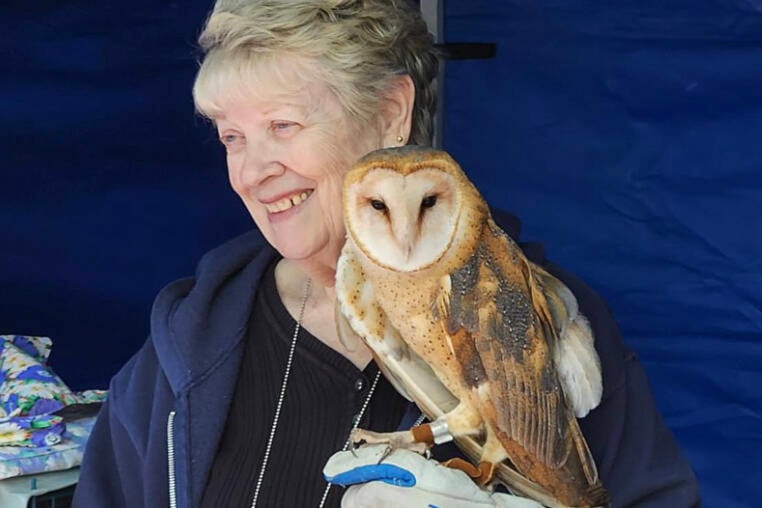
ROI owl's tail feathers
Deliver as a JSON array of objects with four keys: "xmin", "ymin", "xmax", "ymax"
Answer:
[
  {"xmin": 567, "ymin": 412, "xmax": 600, "ymax": 487},
  {"xmin": 452, "ymin": 426, "xmax": 608, "ymax": 508},
  {"xmin": 583, "ymin": 482, "xmax": 611, "ymax": 508},
  {"xmin": 559, "ymin": 413, "xmax": 610, "ymax": 508}
]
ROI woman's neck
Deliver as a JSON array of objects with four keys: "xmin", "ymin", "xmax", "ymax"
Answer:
[{"xmin": 274, "ymin": 258, "xmax": 372, "ymax": 369}]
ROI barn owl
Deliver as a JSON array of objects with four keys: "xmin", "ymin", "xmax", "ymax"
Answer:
[{"xmin": 335, "ymin": 146, "xmax": 609, "ymax": 508}]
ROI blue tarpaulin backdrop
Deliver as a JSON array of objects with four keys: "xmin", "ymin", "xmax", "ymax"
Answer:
[{"xmin": 3, "ymin": 1, "xmax": 761, "ymax": 506}]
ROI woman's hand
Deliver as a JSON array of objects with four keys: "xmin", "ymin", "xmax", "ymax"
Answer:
[{"xmin": 324, "ymin": 444, "xmax": 543, "ymax": 508}]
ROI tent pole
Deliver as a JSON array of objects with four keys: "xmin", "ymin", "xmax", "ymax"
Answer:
[{"xmin": 420, "ymin": 0, "xmax": 445, "ymax": 149}]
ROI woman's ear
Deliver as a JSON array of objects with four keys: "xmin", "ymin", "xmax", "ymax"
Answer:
[{"xmin": 381, "ymin": 75, "xmax": 415, "ymax": 146}]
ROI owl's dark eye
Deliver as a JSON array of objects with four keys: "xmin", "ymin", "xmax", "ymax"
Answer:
[
  {"xmin": 370, "ymin": 199, "xmax": 387, "ymax": 211},
  {"xmin": 421, "ymin": 195, "xmax": 437, "ymax": 209}
]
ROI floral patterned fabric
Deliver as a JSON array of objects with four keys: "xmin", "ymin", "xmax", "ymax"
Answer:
[
  {"xmin": 0, "ymin": 417, "xmax": 96, "ymax": 480},
  {"xmin": 0, "ymin": 335, "xmax": 106, "ymax": 479}
]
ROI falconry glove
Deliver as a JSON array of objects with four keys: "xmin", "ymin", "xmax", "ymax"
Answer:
[{"xmin": 325, "ymin": 444, "xmax": 543, "ymax": 508}]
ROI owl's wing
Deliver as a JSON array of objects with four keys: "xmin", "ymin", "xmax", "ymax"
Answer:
[{"xmin": 434, "ymin": 219, "xmax": 597, "ymax": 477}]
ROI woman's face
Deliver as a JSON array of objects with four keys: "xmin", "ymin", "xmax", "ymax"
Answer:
[{"xmin": 214, "ymin": 65, "xmax": 384, "ymax": 268}]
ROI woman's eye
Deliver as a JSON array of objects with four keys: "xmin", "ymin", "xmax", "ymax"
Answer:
[
  {"xmin": 370, "ymin": 199, "xmax": 387, "ymax": 211},
  {"xmin": 421, "ymin": 195, "xmax": 437, "ymax": 208},
  {"xmin": 219, "ymin": 133, "xmax": 244, "ymax": 149},
  {"xmin": 271, "ymin": 121, "xmax": 298, "ymax": 134}
]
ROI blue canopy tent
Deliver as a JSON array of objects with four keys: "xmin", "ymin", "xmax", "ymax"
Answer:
[{"xmin": 2, "ymin": 1, "xmax": 760, "ymax": 505}]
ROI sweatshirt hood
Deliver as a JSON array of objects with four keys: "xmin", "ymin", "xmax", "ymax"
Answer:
[
  {"xmin": 149, "ymin": 229, "xmax": 277, "ymax": 395},
  {"xmin": 490, "ymin": 207, "xmax": 548, "ymax": 265}
]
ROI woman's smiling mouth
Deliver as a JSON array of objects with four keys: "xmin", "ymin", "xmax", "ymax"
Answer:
[{"xmin": 263, "ymin": 190, "xmax": 313, "ymax": 213}]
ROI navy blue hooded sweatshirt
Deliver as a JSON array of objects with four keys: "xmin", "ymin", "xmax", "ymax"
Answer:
[{"xmin": 72, "ymin": 212, "xmax": 700, "ymax": 507}]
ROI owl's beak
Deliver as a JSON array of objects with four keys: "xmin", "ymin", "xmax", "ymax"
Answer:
[
  {"xmin": 392, "ymin": 216, "xmax": 416, "ymax": 261},
  {"xmin": 403, "ymin": 242, "xmax": 414, "ymax": 260}
]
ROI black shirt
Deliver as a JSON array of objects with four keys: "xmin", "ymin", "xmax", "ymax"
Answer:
[{"xmin": 200, "ymin": 261, "xmax": 409, "ymax": 507}]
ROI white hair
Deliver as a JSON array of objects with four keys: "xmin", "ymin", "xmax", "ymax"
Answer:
[{"xmin": 192, "ymin": 0, "xmax": 439, "ymax": 145}]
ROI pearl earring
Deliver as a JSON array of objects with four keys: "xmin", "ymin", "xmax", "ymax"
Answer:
[{"xmin": 396, "ymin": 135, "xmax": 404, "ymax": 144}]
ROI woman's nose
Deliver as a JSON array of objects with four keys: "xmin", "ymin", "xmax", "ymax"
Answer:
[{"xmin": 237, "ymin": 138, "xmax": 286, "ymax": 186}]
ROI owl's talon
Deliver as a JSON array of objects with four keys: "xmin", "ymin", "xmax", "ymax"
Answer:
[
  {"xmin": 376, "ymin": 444, "xmax": 394, "ymax": 464},
  {"xmin": 350, "ymin": 428, "xmax": 367, "ymax": 447}
]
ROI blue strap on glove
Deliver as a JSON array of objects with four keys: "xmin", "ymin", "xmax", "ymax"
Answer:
[{"xmin": 326, "ymin": 461, "xmax": 415, "ymax": 488}]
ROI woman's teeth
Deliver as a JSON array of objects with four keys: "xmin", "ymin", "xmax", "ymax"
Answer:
[{"xmin": 264, "ymin": 190, "xmax": 313, "ymax": 213}]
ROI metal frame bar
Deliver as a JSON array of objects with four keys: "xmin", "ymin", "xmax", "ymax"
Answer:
[{"xmin": 420, "ymin": 0, "xmax": 445, "ymax": 148}]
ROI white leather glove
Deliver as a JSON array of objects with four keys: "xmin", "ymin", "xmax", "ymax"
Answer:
[{"xmin": 324, "ymin": 444, "xmax": 543, "ymax": 508}]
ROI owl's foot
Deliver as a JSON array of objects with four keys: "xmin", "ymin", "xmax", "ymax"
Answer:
[
  {"xmin": 442, "ymin": 458, "xmax": 496, "ymax": 486},
  {"xmin": 350, "ymin": 428, "xmax": 430, "ymax": 456}
]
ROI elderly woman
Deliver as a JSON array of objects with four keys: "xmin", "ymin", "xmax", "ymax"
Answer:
[{"xmin": 73, "ymin": 1, "xmax": 699, "ymax": 507}]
